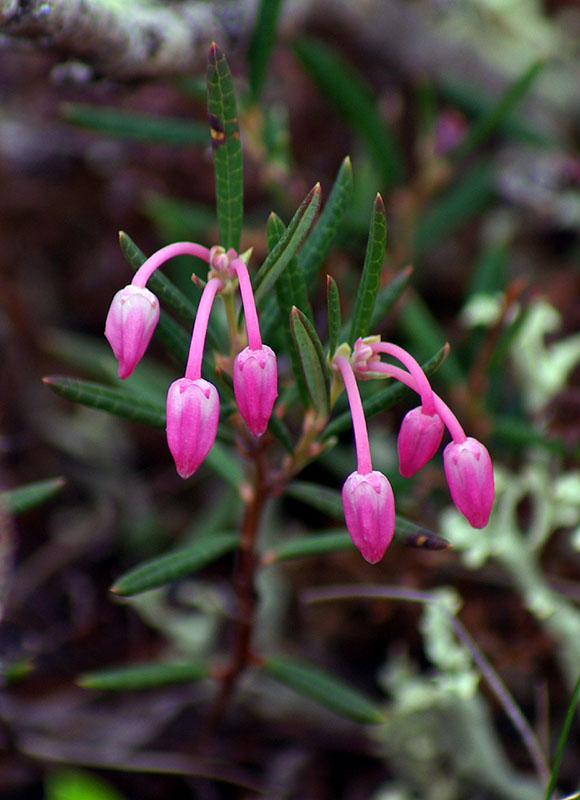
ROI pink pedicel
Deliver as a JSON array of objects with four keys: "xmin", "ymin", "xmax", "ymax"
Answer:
[
  {"xmin": 166, "ymin": 378, "xmax": 220, "ymax": 479},
  {"xmin": 397, "ymin": 406, "xmax": 444, "ymax": 477},
  {"xmin": 342, "ymin": 470, "xmax": 395, "ymax": 564},
  {"xmin": 443, "ymin": 436, "xmax": 494, "ymax": 528},
  {"xmin": 105, "ymin": 285, "xmax": 160, "ymax": 379},
  {"xmin": 233, "ymin": 344, "xmax": 278, "ymax": 437}
]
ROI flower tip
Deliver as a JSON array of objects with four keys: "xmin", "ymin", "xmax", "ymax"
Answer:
[
  {"xmin": 443, "ymin": 437, "xmax": 494, "ymax": 528},
  {"xmin": 233, "ymin": 345, "xmax": 278, "ymax": 437},
  {"xmin": 342, "ymin": 470, "xmax": 395, "ymax": 564},
  {"xmin": 398, "ymin": 407, "xmax": 444, "ymax": 477}
]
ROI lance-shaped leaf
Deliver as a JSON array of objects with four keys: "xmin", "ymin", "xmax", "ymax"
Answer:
[
  {"xmin": 267, "ymin": 413, "xmax": 295, "ymax": 455},
  {"xmin": 323, "ymin": 343, "xmax": 450, "ymax": 439},
  {"xmin": 369, "ymin": 265, "xmax": 413, "ymax": 331},
  {"xmin": 349, "ymin": 193, "xmax": 386, "ymax": 343},
  {"xmin": 253, "ymin": 184, "xmax": 321, "ymax": 307},
  {"xmin": 78, "ymin": 661, "xmax": 209, "ymax": 690},
  {"xmin": 43, "ymin": 377, "xmax": 166, "ymax": 428},
  {"xmin": 326, "ymin": 275, "xmax": 341, "ymax": 360},
  {"xmin": 298, "ymin": 156, "xmax": 353, "ymax": 287},
  {"xmin": 63, "ymin": 103, "xmax": 210, "ymax": 146},
  {"xmin": 248, "ymin": 0, "xmax": 285, "ymax": 101},
  {"xmin": 207, "ymin": 43, "xmax": 243, "ymax": 252},
  {"xmin": 111, "ymin": 532, "xmax": 239, "ymax": 596},
  {"xmin": 0, "ymin": 477, "xmax": 66, "ymax": 515},
  {"xmin": 293, "ymin": 37, "xmax": 405, "ymax": 187},
  {"xmin": 289, "ymin": 306, "xmax": 329, "ymax": 415},
  {"xmin": 283, "ymin": 482, "xmax": 450, "ymax": 550},
  {"xmin": 452, "ymin": 60, "xmax": 545, "ymax": 161},
  {"xmin": 262, "ymin": 656, "xmax": 385, "ymax": 723}
]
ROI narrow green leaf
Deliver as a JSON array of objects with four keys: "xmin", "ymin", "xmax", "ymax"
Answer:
[
  {"xmin": 203, "ymin": 443, "xmax": 244, "ymax": 488},
  {"xmin": 253, "ymin": 184, "xmax": 321, "ymax": 307},
  {"xmin": 369, "ymin": 265, "xmax": 414, "ymax": 331},
  {"xmin": 289, "ymin": 306, "xmax": 330, "ymax": 414},
  {"xmin": 62, "ymin": 103, "xmax": 209, "ymax": 146},
  {"xmin": 111, "ymin": 532, "xmax": 239, "ymax": 596},
  {"xmin": 452, "ymin": 60, "xmax": 546, "ymax": 160},
  {"xmin": 349, "ymin": 193, "xmax": 387, "ymax": 343},
  {"xmin": 283, "ymin": 482, "xmax": 449, "ymax": 550},
  {"xmin": 43, "ymin": 376, "xmax": 166, "ymax": 428},
  {"xmin": 298, "ymin": 156, "xmax": 354, "ymax": 287},
  {"xmin": 263, "ymin": 656, "xmax": 385, "ymax": 723},
  {"xmin": 323, "ymin": 343, "xmax": 450, "ymax": 439},
  {"xmin": 326, "ymin": 275, "xmax": 341, "ymax": 359},
  {"xmin": 293, "ymin": 37, "xmax": 405, "ymax": 187},
  {"xmin": 118, "ymin": 231, "xmax": 199, "ymax": 322},
  {"xmin": 397, "ymin": 296, "xmax": 464, "ymax": 383},
  {"xmin": 414, "ymin": 161, "xmax": 494, "ymax": 257},
  {"xmin": 263, "ymin": 530, "xmax": 353, "ymax": 563},
  {"xmin": 142, "ymin": 192, "xmax": 215, "ymax": 244},
  {"xmin": 267, "ymin": 413, "xmax": 295, "ymax": 454},
  {"xmin": 207, "ymin": 43, "xmax": 243, "ymax": 252},
  {"xmin": 543, "ymin": 670, "xmax": 580, "ymax": 800},
  {"xmin": 0, "ymin": 477, "xmax": 66, "ymax": 515},
  {"xmin": 493, "ymin": 416, "xmax": 580, "ymax": 459},
  {"xmin": 78, "ymin": 661, "xmax": 209, "ymax": 690},
  {"xmin": 248, "ymin": 0, "xmax": 285, "ymax": 100}
]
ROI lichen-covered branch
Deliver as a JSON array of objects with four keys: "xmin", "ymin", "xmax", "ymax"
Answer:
[{"xmin": 0, "ymin": 0, "xmax": 257, "ymax": 80}]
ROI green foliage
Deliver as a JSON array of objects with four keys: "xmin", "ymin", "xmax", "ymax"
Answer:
[
  {"xmin": 290, "ymin": 306, "xmax": 330, "ymax": 415},
  {"xmin": 248, "ymin": 0, "xmax": 285, "ymax": 100},
  {"xmin": 0, "ymin": 477, "xmax": 65, "ymax": 515},
  {"xmin": 45, "ymin": 769, "xmax": 124, "ymax": 800},
  {"xmin": 349, "ymin": 193, "xmax": 387, "ymax": 343},
  {"xmin": 78, "ymin": 661, "xmax": 209, "ymax": 690}
]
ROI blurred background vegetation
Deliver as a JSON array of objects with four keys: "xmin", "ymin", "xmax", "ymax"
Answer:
[{"xmin": 0, "ymin": 0, "xmax": 579, "ymax": 798}]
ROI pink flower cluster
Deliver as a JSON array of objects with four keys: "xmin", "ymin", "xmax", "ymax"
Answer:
[
  {"xmin": 105, "ymin": 242, "xmax": 278, "ymax": 478},
  {"xmin": 334, "ymin": 338, "xmax": 494, "ymax": 564}
]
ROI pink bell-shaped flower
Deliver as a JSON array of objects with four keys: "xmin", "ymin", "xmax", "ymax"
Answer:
[
  {"xmin": 342, "ymin": 470, "xmax": 395, "ymax": 564},
  {"xmin": 166, "ymin": 378, "xmax": 219, "ymax": 479},
  {"xmin": 397, "ymin": 406, "xmax": 445, "ymax": 477},
  {"xmin": 105, "ymin": 285, "xmax": 160, "ymax": 379},
  {"xmin": 233, "ymin": 345, "xmax": 278, "ymax": 436},
  {"xmin": 443, "ymin": 436, "xmax": 494, "ymax": 528}
]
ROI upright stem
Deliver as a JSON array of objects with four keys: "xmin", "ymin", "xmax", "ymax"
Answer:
[
  {"xmin": 334, "ymin": 355, "xmax": 373, "ymax": 475},
  {"xmin": 375, "ymin": 362, "xmax": 467, "ymax": 443},
  {"xmin": 184, "ymin": 277, "xmax": 223, "ymax": 380},
  {"xmin": 370, "ymin": 341, "xmax": 436, "ymax": 416},
  {"xmin": 232, "ymin": 258, "xmax": 262, "ymax": 351},
  {"xmin": 132, "ymin": 242, "xmax": 211, "ymax": 288}
]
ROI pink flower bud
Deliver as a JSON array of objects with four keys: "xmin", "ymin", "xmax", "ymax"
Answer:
[
  {"xmin": 166, "ymin": 378, "xmax": 219, "ymax": 479},
  {"xmin": 398, "ymin": 406, "xmax": 445, "ymax": 477},
  {"xmin": 443, "ymin": 437, "xmax": 494, "ymax": 528},
  {"xmin": 233, "ymin": 345, "xmax": 278, "ymax": 437},
  {"xmin": 105, "ymin": 285, "xmax": 159, "ymax": 379},
  {"xmin": 342, "ymin": 470, "xmax": 395, "ymax": 564}
]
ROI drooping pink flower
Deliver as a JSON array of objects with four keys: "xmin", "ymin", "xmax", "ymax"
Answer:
[
  {"xmin": 443, "ymin": 436, "xmax": 494, "ymax": 528},
  {"xmin": 105, "ymin": 285, "xmax": 160, "ymax": 379},
  {"xmin": 342, "ymin": 470, "xmax": 395, "ymax": 564},
  {"xmin": 233, "ymin": 345, "xmax": 278, "ymax": 436},
  {"xmin": 166, "ymin": 378, "xmax": 220, "ymax": 479},
  {"xmin": 398, "ymin": 406, "xmax": 444, "ymax": 477}
]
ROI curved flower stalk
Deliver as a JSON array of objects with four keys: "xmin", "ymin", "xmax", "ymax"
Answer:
[
  {"xmin": 104, "ymin": 240, "xmax": 278, "ymax": 477},
  {"xmin": 352, "ymin": 338, "xmax": 494, "ymax": 529},
  {"xmin": 333, "ymin": 354, "xmax": 395, "ymax": 564}
]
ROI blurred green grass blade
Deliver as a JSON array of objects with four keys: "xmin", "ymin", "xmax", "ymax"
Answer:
[
  {"xmin": 111, "ymin": 532, "xmax": 239, "ymax": 596},
  {"xmin": 43, "ymin": 376, "xmax": 166, "ymax": 428},
  {"xmin": 248, "ymin": 0, "xmax": 285, "ymax": 100},
  {"xmin": 493, "ymin": 416, "xmax": 580, "ymax": 459},
  {"xmin": 46, "ymin": 768, "xmax": 124, "ymax": 800},
  {"xmin": 452, "ymin": 60, "xmax": 545, "ymax": 161},
  {"xmin": 264, "ymin": 530, "xmax": 354, "ymax": 562},
  {"xmin": 326, "ymin": 275, "xmax": 341, "ymax": 359},
  {"xmin": 142, "ymin": 192, "xmax": 215, "ymax": 244},
  {"xmin": 543, "ymin": 669, "xmax": 580, "ymax": 800},
  {"xmin": 290, "ymin": 306, "xmax": 330, "ymax": 414},
  {"xmin": 204, "ymin": 443, "xmax": 244, "ymax": 487},
  {"xmin": 0, "ymin": 477, "xmax": 66, "ymax": 515},
  {"xmin": 397, "ymin": 295, "xmax": 464, "ymax": 383},
  {"xmin": 298, "ymin": 156, "xmax": 353, "ymax": 286},
  {"xmin": 369, "ymin": 265, "xmax": 414, "ymax": 331},
  {"xmin": 440, "ymin": 74, "xmax": 556, "ymax": 148},
  {"xmin": 62, "ymin": 103, "xmax": 209, "ymax": 146},
  {"xmin": 283, "ymin": 482, "xmax": 450, "ymax": 550},
  {"xmin": 467, "ymin": 244, "xmax": 508, "ymax": 297},
  {"xmin": 78, "ymin": 661, "xmax": 209, "ymax": 690},
  {"xmin": 207, "ymin": 43, "xmax": 243, "ymax": 252},
  {"xmin": 262, "ymin": 656, "xmax": 385, "ymax": 723},
  {"xmin": 267, "ymin": 413, "xmax": 295, "ymax": 454},
  {"xmin": 154, "ymin": 310, "xmax": 191, "ymax": 368},
  {"xmin": 254, "ymin": 184, "xmax": 321, "ymax": 307},
  {"xmin": 293, "ymin": 37, "xmax": 405, "ymax": 187},
  {"xmin": 323, "ymin": 343, "xmax": 450, "ymax": 438},
  {"xmin": 413, "ymin": 161, "xmax": 494, "ymax": 257},
  {"xmin": 349, "ymin": 193, "xmax": 386, "ymax": 343}
]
